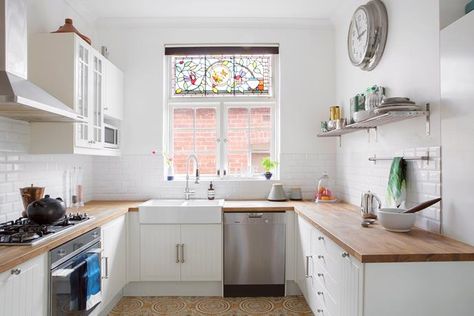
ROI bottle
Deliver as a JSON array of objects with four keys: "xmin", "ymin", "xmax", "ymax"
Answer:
[
  {"xmin": 315, "ymin": 172, "xmax": 336, "ymax": 203},
  {"xmin": 208, "ymin": 182, "xmax": 215, "ymax": 200}
]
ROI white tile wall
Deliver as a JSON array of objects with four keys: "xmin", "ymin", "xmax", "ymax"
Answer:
[
  {"xmin": 0, "ymin": 117, "xmax": 93, "ymax": 222},
  {"xmin": 91, "ymin": 152, "xmax": 336, "ymax": 201},
  {"xmin": 336, "ymin": 145, "xmax": 442, "ymax": 233}
]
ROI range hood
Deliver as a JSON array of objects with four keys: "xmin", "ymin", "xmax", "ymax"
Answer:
[{"xmin": 0, "ymin": 0, "xmax": 85, "ymax": 122}]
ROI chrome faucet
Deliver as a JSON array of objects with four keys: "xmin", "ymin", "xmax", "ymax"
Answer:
[{"xmin": 184, "ymin": 154, "xmax": 200, "ymax": 200}]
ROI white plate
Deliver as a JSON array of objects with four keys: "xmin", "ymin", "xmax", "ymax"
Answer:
[
  {"xmin": 378, "ymin": 102, "xmax": 416, "ymax": 108},
  {"xmin": 374, "ymin": 105, "xmax": 422, "ymax": 114}
]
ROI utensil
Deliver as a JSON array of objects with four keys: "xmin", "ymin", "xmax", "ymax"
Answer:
[
  {"xmin": 26, "ymin": 195, "xmax": 67, "ymax": 225},
  {"xmin": 378, "ymin": 208, "xmax": 416, "ymax": 232},
  {"xmin": 360, "ymin": 191, "xmax": 382, "ymax": 219},
  {"xmin": 404, "ymin": 198, "xmax": 441, "ymax": 214},
  {"xmin": 267, "ymin": 184, "xmax": 288, "ymax": 202},
  {"xmin": 20, "ymin": 184, "xmax": 45, "ymax": 217}
]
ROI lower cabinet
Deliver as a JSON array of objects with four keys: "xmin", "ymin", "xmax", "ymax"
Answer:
[
  {"xmin": 101, "ymin": 215, "xmax": 127, "ymax": 308},
  {"xmin": 0, "ymin": 254, "xmax": 48, "ymax": 316},
  {"xmin": 140, "ymin": 224, "xmax": 222, "ymax": 282},
  {"xmin": 296, "ymin": 215, "xmax": 362, "ymax": 316}
]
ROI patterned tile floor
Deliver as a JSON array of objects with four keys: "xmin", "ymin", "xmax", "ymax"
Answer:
[{"xmin": 109, "ymin": 296, "xmax": 313, "ymax": 315}]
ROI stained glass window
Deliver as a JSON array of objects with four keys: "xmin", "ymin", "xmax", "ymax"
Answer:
[{"xmin": 172, "ymin": 55, "xmax": 272, "ymax": 97}]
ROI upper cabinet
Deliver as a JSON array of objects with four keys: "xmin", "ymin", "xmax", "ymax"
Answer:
[{"xmin": 28, "ymin": 33, "xmax": 123, "ymax": 156}]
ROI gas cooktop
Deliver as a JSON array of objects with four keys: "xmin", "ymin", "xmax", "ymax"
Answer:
[{"xmin": 0, "ymin": 213, "xmax": 91, "ymax": 246}]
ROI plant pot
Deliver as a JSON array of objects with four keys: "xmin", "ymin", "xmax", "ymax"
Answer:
[
  {"xmin": 167, "ymin": 166, "xmax": 174, "ymax": 181},
  {"xmin": 264, "ymin": 172, "xmax": 273, "ymax": 180}
]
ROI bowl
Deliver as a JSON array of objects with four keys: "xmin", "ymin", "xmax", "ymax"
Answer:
[
  {"xmin": 353, "ymin": 110, "xmax": 375, "ymax": 123},
  {"xmin": 377, "ymin": 208, "xmax": 416, "ymax": 232}
]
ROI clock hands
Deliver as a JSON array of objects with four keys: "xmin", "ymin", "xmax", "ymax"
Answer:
[
  {"xmin": 354, "ymin": 20, "xmax": 361, "ymax": 37},
  {"xmin": 357, "ymin": 30, "xmax": 367, "ymax": 40}
]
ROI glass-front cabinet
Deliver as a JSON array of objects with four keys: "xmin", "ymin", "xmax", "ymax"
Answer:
[{"xmin": 75, "ymin": 42, "xmax": 104, "ymax": 149}]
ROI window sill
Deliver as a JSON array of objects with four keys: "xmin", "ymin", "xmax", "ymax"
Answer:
[{"xmin": 164, "ymin": 176, "xmax": 280, "ymax": 182}]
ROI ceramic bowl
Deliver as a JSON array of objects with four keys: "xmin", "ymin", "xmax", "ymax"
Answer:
[{"xmin": 377, "ymin": 208, "xmax": 416, "ymax": 232}]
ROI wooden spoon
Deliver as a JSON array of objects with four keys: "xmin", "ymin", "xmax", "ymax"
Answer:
[{"xmin": 403, "ymin": 198, "xmax": 441, "ymax": 214}]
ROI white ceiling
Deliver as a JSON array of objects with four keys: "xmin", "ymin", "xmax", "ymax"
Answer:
[{"xmin": 66, "ymin": 0, "xmax": 344, "ymax": 21}]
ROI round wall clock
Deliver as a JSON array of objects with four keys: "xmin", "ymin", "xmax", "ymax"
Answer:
[{"xmin": 347, "ymin": 0, "xmax": 388, "ymax": 71}]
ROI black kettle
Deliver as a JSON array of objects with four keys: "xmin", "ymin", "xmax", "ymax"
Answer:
[{"xmin": 26, "ymin": 195, "xmax": 66, "ymax": 225}]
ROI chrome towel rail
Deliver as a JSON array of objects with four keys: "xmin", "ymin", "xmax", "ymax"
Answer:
[{"xmin": 368, "ymin": 153, "xmax": 430, "ymax": 164}]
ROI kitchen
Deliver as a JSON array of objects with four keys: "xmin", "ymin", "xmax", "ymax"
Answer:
[{"xmin": 0, "ymin": 0, "xmax": 474, "ymax": 315}]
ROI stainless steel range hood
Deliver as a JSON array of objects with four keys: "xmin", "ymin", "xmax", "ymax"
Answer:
[{"xmin": 0, "ymin": 0, "xmax": 85, "ymax": 122}]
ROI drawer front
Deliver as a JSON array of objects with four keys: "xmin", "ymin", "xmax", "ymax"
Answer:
[
  {"xmin": 313, "ymin": 250, "xmax": 340, "ymax": 281},
  {"xmin": 313, "ymin": 229, "xmax": 344, "ymax": 261},
  {"xmin": 314, "ymin": 279, "xmax": 339, "ymax": 316},
  {"xmin": 313, "ymin": 262, "xmax": 339, "ymax": 302}
]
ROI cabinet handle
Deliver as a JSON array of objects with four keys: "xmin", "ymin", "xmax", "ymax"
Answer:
[
  {"xmin": 316, "ymin": 309, "xmax": 324, "ymax": 313},
  {"xmin": 305, "ymin": 255, "xmax": 312, "ymax": 278},
  {"xmin": 11, "ymin": 268, "xmax": 21, "ymax": 275},
  {"xmin": 176, "ymin": 244, "xmax": 180, "ymax": 263},
  {"xmin": 102, "ymin": 256, "xmax": 109, "ymax": 279},
  {"xmin": 318, "ymin": 236, "xmax": 324, "ymax": 241},
  {"xmin": 180, "ymin": 244, "xmax": 185, "ymax": 263},
  {"xmin": 317, "ymin": 255, "xmax": 324, "ymax": 260},
  {"xmin": 342, "ymin": 252, "xmax": 350, "ymax": 258},
  {"xmin": 317, "ymin": 291, "xmax": 324, "ymax": 296},
  {"xmin": 317, "ymin": 273, "xmax": 324, "ymax": 278}
]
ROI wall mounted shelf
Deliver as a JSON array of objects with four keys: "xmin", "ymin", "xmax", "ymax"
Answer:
[{"xmin": 317, "ymin": 104, "xmax": 430, "ymax": 146}]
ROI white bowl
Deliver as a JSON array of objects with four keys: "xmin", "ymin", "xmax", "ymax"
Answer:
[{"xmin": 377, "ymin": 208, "xmax": 416, "ymax": 232}]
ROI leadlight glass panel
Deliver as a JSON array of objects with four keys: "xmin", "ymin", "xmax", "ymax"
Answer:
[{"xmin": 172, "ymin": 55, "xmax": 272, "ymax": 97}]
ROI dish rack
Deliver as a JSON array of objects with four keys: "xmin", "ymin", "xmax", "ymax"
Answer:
[{"xmin": 317, "ymin": 104, "xmax": 430, "ymax": 146}]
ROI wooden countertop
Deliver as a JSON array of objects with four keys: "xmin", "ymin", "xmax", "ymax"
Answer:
[
  {"xmin": 1, "ymin": 199, "xmax": 474, "ymax": 273},
  {"xmin": 0, "ymin": 201, "xmax": 143, "ymax": 274}
]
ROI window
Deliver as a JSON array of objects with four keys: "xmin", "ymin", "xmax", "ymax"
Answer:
[{"xmin": 165, "ymin": 46, "xmax": 279, "ymax": 178}]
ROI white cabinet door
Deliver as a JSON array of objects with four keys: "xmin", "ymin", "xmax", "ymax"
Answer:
[
  {"xmin": 296, "ymin": 216, "xmax": 315, "ymax": 308},
  {"xmin": 140, "ymin": 225, "xmax": 181, "ymax": 281},
  {"xmin": 104, "ymin": 60, "xmax": 124, "ymax": 120},
  {"xmin": 90, "ymin": 53, "xmax": 105, "ymax": 148},
  {"xmin": 75, "ymin": 41, "xmax": 91, "ymax": 148},
  {"xmin": 0, "ymin": 254, "xmax": 47, "ymax": 316},
  {"xmin": 180, "ymin": 224, "xmax": 222, "ymax": 281},
  {"xmin": 339, "ymin": 254, "xmax": 362, "ymax": 316},
  {"xmin": 102, "ymin": 215, "xmax": 126, "ymax": 307}
]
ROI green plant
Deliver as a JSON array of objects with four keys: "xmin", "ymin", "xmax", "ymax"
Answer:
[{"xmin": 261, "ymin": 157, "xmax": 278, "ymax": 172}]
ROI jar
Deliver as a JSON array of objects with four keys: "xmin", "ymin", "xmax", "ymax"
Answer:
[
  {"xmin": 329, "ymin": 106, "xmax": 341, "ymax": 121},
  {"xmin": 315, "ymin": 172, "xmax": 336, "ymax": 203}
]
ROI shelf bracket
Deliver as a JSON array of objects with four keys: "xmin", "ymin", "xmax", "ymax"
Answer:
[{"xmin": 425, "ymin": 103, "xmax": 431, "ymax": 136}]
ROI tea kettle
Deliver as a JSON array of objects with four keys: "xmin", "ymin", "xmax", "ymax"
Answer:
[{"xmin": 360, "ymin": 191, "xmax": 382, "ymax": 219}]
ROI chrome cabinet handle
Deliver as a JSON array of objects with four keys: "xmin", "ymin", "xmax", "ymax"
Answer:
[
  {"xmin": 342, "ymin": 252, "xmax": 350, "ymax": 258},
  {"xmin": 317, "ymin": 255, "xmax": 324, "ymax": 260},
  {"xmin": 102, "ymin": 256, "xmax": 109, "ymax": 279},
  {"xmin": 305, "ymin": 255, "xmax": 312, "ymax": 278},
  {"xmin": 176, "ymin": 244, "xmax": 180, "ymax": 263},
  {"xmin": 180, "ymin": 244, "xmax": 185, "ymax": 263},
  {"xmin": 11, "ymin": 268, "xmax": 21, "ymax": 275},
  {"xmin": 317, "ymin": 273, "xmax": 324, "ymax": 277},
  {"xmin": 318, "ymin": 236, "xmax": 324, "ymax": 241},
  {"xmin": 316, "ymin": 309, "xmax": 324, "ymax": 313},
  {"xmin": 317, "ymin": 291, "xmax": 324, "ymax": 296}
]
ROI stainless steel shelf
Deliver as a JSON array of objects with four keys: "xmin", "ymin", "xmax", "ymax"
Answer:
[{"xmin": 317, "ymin": 109, "xmax": 430, "ymax": 138}]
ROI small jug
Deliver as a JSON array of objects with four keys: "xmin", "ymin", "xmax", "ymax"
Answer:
[{"xmin": 360, "ymin": 191, "xmax": 382, "ymax": 219}]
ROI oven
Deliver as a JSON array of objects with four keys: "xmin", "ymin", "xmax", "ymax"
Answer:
[
  {"xmin": 49, "ymin": 228, "xmax": 102, "ymax": 315},
  {"xmin": 104, "ymin": 123, "xmax": 119, "ymax": 149}
]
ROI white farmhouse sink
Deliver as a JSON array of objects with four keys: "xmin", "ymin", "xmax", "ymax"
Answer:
[{"xmin": 139, "ymin": 199, "xmax": 224, "ymax": 224}]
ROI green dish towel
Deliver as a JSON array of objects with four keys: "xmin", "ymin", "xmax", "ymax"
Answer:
[{"xmin": 386, "ymin": 157, "xmax": 407, "ymax": 208}]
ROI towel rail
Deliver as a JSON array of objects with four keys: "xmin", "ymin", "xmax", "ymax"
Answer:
[{"xmin": 368, "ymin": 154, "xmax": 430, "ymax": 164}]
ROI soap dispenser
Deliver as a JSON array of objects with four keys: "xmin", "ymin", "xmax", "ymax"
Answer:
[{"xmin": 207, "ymin": 182, "xmax": 215, "ymax": 200}]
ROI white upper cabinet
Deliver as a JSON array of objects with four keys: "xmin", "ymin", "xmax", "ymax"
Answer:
[
  {"xmin": 104, "ymin": 59, "xmax": 124, "ymax": 120},
  {"xmin": 28, "ymin": 33, "xmax": 123, "ymax": 156}
]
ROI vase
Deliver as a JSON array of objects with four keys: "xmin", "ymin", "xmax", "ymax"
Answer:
[
  {"xmin": 52, "ymin": 18, "xmax": 92, "ymax": 45},
  {"xmin": 167, "ymin": 166, "xmax": 174, "ymax": 181},
  {"xmin": 264, "ymin": 172, "xmax": 272, "ymax": 180}
]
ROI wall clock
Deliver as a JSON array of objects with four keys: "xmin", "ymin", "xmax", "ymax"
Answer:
[{"xmin": 347, "ymin": 0, "xmax": 388, "ymax": 71}]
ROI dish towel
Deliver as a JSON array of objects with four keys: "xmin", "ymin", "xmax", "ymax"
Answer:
[
  {"xmin": 85, "ymin": 252, "xmax": 102, "ymax": 311},
  {"xmin": 386, "ymin": 157, "xmax": 407, "ymax": 208}
]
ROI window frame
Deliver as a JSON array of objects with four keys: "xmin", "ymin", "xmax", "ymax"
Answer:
[{"xmin": 164, "ymin": 53, "xmax": 280, "ymax": 180}]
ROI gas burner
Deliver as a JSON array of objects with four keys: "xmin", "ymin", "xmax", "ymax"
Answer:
[{"xmin": 0, "ymin": 214, "xmax": 91, "ymax": 245}]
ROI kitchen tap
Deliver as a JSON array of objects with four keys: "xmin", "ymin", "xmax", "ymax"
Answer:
[{"xmin": 184, "ymin": 154, "xmax": 200, "ymax": 200}]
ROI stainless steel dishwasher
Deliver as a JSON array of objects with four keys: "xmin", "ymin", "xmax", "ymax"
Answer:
[{"xmin": 224, "ymin": 212, "xmax": 286, "ymax": 297}]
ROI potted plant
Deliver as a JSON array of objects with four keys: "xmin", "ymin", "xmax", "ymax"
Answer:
[
  {"xmin": 163, "ymin": 152, "xmax": 174, "ymax": 181},
  {"xmin": 261, "ymin": 157, "xmax": 278, "ymax": 180}
]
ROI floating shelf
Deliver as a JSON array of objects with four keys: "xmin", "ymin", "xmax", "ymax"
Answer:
[{"xmin": 317, "ymin": 108, "xmax": 430, "ymax": 139}]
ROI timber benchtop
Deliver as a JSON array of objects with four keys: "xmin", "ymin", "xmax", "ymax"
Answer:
[{"xmin": 1, "ymin": 200, "xmax": 474, "ymax": 273}]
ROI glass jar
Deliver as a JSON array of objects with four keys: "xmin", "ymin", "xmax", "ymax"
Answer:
[{"xmin": 315, "ymin": 172, "xmax": 336, "ymax": 203}]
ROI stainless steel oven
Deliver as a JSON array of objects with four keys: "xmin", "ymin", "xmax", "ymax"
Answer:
[
  {"xmin": 104, "ymin": 123, "xmax": 119, "ymax": 149},
  {"xmin": 49, "ymin": 228, "xmax": 102, "ymax": 315}
]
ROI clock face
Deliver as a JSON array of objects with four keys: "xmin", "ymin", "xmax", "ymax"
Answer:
[{"xmin": 348, "ymin": 8, "xmax": 369, "ymax": 65}]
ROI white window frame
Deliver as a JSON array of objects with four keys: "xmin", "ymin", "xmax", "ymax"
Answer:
[{"xmin": 164, "ymin": 54, "xmax": 280, "ymax": 180}]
